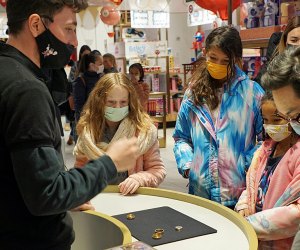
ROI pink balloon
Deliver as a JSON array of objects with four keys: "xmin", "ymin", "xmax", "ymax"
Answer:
[
  {"xmin": 110, "ymin": 0, "xmax": 123, "ymax": 6},
  {"xmin": 0, "ymin": 0, "xmax": 6, "ymax": 8},
  {"xmin": 100, "ymin": 6, "xmax": 120, "ymax": 25}
]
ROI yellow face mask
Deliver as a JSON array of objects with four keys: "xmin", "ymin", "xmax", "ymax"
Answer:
[{"xmin": 206, "ymin": 61, "xmax": 228, "ymax": 80}]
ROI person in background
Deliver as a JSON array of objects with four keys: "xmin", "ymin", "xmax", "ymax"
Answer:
[
  {"xmin": 103, "ymin": 52, "xmax": 118, "ymax": 73},
  {"xmin": 254, "ymin": 32, "xmax": 282, "ymax": 85},
  {"xmin": 68, "ymin": 44, "xmax": 91, "ymax": 83},
  {"xmin": 276, "ymin": 15, "xmax": 300, "ymax": 54},
  {"xmin": 129, "ymin": 62, "xmax": 150, "ymax": 111},
  {"xmin": 235, "ymin": 91, "xmax": 300, "ymax": 250},
  {"xmin": 74, "ymin": 73, "xmax": 166, "ymax": 196},
  {"xmin": 66, "ymin": 44, "xmax": 91, "ymax": 145},
  {"xmin": 73, "ymin": 50, "xmax": 103, "ymax": 128},
  {"xmin": 0, "ymin": 1, "xmax": 138, "ymax": 249},
  {"xmin": 254, "ymin": 15, "xmax": 299, "ymax": 87},
  {"xmin": 173, "ymin": 26, "xmax": 264, "ymax": 209}
]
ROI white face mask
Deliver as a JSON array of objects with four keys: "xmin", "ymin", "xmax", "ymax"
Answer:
[
  {"xmin": 263, "ymin": 123, "xmax": 291, "ymax": 142},
  {"xmin": 104, "ymin": 106, "xmax": 129, "ymax": 122},
  {"xmin": 97, "ymin": 65, "xmax": 104, "ymax": 74},
  {"xmin": 131, "ymin": 74, "xmax": 140, "ymax": 82}
]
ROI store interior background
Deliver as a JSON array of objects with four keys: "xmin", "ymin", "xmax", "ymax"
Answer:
[{"xmin": 0, "ymin": 0, "xmax": 268, "ymax": 193}]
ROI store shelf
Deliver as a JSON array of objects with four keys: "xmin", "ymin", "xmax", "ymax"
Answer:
[
  {"xmin": 149, "ymin": 92, "xmax": 167, "ymax": 148},
  {"xmin": 170, "ymin": 90, "xmax": 184, "ymax": 95},
  {"xmin": 166, "ymin": 113, "xmax": 178, "ymax": 122}
]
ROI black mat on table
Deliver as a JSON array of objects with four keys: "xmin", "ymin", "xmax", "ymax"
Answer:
[{"xmin": 113, "ymin": 206, "xmax": 217, "ymax": 247}]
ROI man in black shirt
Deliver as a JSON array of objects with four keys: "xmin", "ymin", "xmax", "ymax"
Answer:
[{"xmin": 0, "ymin": 1, "xmax": 138, "ymax": 249}]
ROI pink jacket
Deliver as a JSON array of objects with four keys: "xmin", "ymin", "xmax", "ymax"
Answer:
[
  {"xmin": 127, "ymin": 140, "xmax": 166, "ymax": 187},
  {"xmin": 236, "ymin": 139, "xmax": 300, "ymax": 250},
  {"xmin": 75, "ymin": 140, "xmax": 166, "ymax": 188}
]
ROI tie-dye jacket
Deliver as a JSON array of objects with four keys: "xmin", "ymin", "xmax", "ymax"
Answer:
[
  {"xmin": 173, "ymin": 67, "xmax": 264, "ymax": 207},
  {"xmin": 236, "ymin": 139, "xmax": 300, "ymax": 250}
]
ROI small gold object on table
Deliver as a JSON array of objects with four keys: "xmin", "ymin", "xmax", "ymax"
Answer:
[
  {"xmin": 126, "ymin": 213, "xmax": 135, "ymax": 220},
  {"xmin": 152, "ymin": 231, "xmax": 163, "ymax": 239},
  {"xmin": 154, "ymin": 228, "xmax": 164, "ymax": 234}
]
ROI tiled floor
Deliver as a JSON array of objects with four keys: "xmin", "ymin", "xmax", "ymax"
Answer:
[{"xmin": 63, "ymin": 124, "xmax": 189, "ymax": 194}]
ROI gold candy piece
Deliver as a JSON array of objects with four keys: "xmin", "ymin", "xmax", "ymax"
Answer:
[
  {"xmin": 175, "ymin": 226, "xmax": 183, "ymax": 231},
  {"xmin": 126, "ymin": 213, "xmax": 135, "ymax": 220},
  {"xmin": 155, "ymin": 228, "xmax": 164, "ymax": 234},
  {"xmin": 152, "ymin": 232, "xmax": 163, "ymax": 239}
]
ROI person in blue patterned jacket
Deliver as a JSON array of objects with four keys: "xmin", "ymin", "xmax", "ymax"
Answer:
[{"xmin": 173, "ymin": 26, "xmax": 265, "ymax": 209}]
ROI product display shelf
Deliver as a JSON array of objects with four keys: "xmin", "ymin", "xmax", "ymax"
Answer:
[
  {"xmin": 149, "ymin": 91, "xmax": 167, "ymax": 148},
  {"xmin": 145, "ymin": 56, "xmax": 180, "ymax": 122}
]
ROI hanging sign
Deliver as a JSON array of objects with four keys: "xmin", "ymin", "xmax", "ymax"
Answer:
[
  {"xmin": 187, "ymin": 2, "xmax": 217, "ymax": 26},
  {"xmin": 131, "ymin": 10, "xmax": 170, "ymax": 28}
]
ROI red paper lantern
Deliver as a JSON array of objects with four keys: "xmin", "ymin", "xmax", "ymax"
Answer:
[
  {"xmin": 107, "ymin": 32, "xmax": 115, "ymax": 37},
  {"xmin": 194, "ymin": 0, "xmax": 240, "ymax": 20},
  {"xmin": 0, "ymin": 0, "xmax": 7, "ymax": 8},
  {"xmin": 110, "ymin": 0, "xmax": 123, "ymax": 6},
  {"xmin": 100, "ymin": 6, "xmax": 120, "ymax": 25}
]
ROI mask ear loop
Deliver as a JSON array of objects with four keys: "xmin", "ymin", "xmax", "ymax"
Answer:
[{"xmin": 39, "ymin": 15, "xmax": 54, "ymax": 29}]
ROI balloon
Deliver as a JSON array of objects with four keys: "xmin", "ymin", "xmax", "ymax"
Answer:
[
  {"xmin": 107, "ymin": 32, "xmax": 115, "ymax": 37},
  {"xmin": 0, "ymin": 0, "xmax": 6, "ymax": 8},
  {"xmin": 100, "ymin": 6, "xmax": 120, "ymax": 25},
  {"xmin": 194, "ymin": 0, "xmax": 240, "ymax": 20},
  {"xmin": 110, "ymin": 0, "xmax": 123, "ymax": 6}
]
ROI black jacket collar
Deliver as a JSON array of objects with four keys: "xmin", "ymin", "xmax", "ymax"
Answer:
[{"xmin": 0, "ymin": 42, "xmax": 47, "ymax": 82}]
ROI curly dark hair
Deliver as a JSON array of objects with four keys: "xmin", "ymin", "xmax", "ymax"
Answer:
[
  {"xmin": 190, "ymin": 26, "xmax": 242, "ymax": 110},
  {"xmin": 7, "ymin": 0, "xmax": 88, "ymax": 35}
]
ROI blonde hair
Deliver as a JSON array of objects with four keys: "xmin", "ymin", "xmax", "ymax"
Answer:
[
  {"xmin": 77, "ymin": 73, "xmax": 153, "ymax": 141},
  {"xmin": 103, "ymin": 53, "xmax": 117, "ymax": 68}
]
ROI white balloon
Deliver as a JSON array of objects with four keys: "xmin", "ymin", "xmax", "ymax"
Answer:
[
  {"xmin": 88, "ymin": 0, "xmax": 112, "ymax": 6},
  {"xmin": 135, "ymin": 0, "xmax": 148, "ymax": 9}
]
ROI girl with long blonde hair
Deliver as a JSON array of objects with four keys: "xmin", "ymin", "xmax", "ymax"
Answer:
[{"xmin": 74, "ymin": 73, "xmax": 166, "ymax": 195}]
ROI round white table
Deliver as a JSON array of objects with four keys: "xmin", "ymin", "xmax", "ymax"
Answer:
[{"xmin": 91, "ymin": 186, "xmax": 257, "ymax": 250}]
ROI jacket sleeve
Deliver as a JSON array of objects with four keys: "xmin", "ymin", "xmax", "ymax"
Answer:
[
  {"xmin": 246, "ymin": 200, "xmax": 300, "ymax": 241},
  {"xmin": 243, "ymin": 81, "xmax": 265, "ymax": 171},
  {"xmin": 73, "ymin": 77, "xmax": 86, "ymax": 119},
  {"xmin": 235, "ymin": 190, "xmax": 249, "ymax": 212},
  {"xmin": 11, "ymin": 147, "xmax": 117, "ymax": 216},
  {"xmin": 173, "ymin": 101, "xmax": 194, "ymax": 176},
  {"xmin": 129, "ymin": 140, "xmax": 166, "ymax": 187}
]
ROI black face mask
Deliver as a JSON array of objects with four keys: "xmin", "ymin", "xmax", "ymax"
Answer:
[{"xmin": 35, "ymin": 27, "xmax": 74, "ymax": 69}]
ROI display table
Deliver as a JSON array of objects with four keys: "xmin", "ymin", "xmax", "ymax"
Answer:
[
  {"xmin": 71, "ymin": 210, "xmax": 131, "ymax": 250},
  {"xmin": 91, "ymin": 186, "xmax": 257, "ymax": 250}
]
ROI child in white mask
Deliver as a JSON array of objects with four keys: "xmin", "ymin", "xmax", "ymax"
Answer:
[
  {"xmin": 235, "ymin": 91, "xmax": 300, "ymax": 250},
  {"xmin": 129, "ymin": 63, "xmax": 150, "ymax": 111},
  {"xmin": 73, "ymin": 73, "xmax": 166, "ymax": 198}
]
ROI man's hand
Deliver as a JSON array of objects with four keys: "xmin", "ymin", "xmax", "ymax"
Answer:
[
  {"xmin": 118, "ymin": 177, "xmax": 140, "ymax": 195},
  {"xmin": 106, "ymin": 137, "xmax": 139, "ymax": 172}
]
